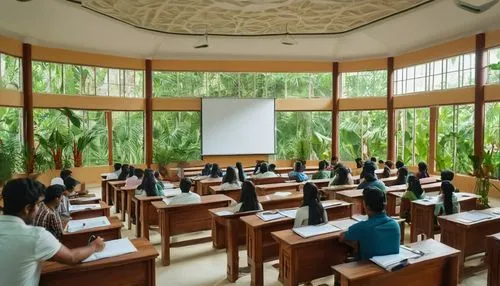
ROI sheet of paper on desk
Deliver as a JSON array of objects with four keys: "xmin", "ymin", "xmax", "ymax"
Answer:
[
  {"xmin": 256, "ymin": 211, "xmax": 285, "ymax": 221},
  {"xmin": 278, "ymin": 209, "xmax": 297, "ymax": 219},
  {"xmin": 330, "ymin": 218, "xmax": 358, "ymax": 230},
  {"xmin": 163, "ymin": 183, "xmax": 175, "ymax": 189},
  {"xmin": 370, "ymin": 247, "xmax": 421, "ymax": 271},
  {"xmin": 322, "ymin": 201, "xmax": 342, "ymax": 208},
  {"xmin": 70, "ymin": 196, "xmax": 99, "ymax": 202},
  {"xmin": 163, "ymin": 197, "xmax": 174, "ymax": 205},
  {"xmin": 83, "ymin": 238, "xmax": 138, "ymax": 263},
  {"xmin": 417, "ymin": 197, "xmax": 439, "ymax": 205},
  {"xmin": 293, "ymin": 224, "xmax": 340, "ymax": 238},
  {"xmin": 457, "ymin": 211, "xmax": 493, "ymax": 223},
  {"xmin": 352, "ymin": 214, "xmax": 368, "ymax": 221},
  {"xmin": 274, "ymin": 191, "xmax": 292, "ymax": 197},
  {"xmin": 164, "ymin": 188, "xmax": 181, "ymax": 197},
  {"xmin": 66, "ymin": 216, "xmax": 111, "ymax": 233},
  {"xmin": 69, "ymin": 204, "xmax": 101, "ymax": 212},
  {"xmin": 216, "ymin": 210, "xmax": 234, "ymax": 216}
]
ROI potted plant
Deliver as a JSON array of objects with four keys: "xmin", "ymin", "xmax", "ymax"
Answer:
[
  {"xmin": 154, "ymin": 143, "xmax": 199, "ymax": 180},
  {"xmin": 468, "ymin": 147, "xmax": 499, "ymax": 209}
]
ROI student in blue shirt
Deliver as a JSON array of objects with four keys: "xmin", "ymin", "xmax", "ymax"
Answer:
[
  {"xmin": 340, "ymin": 187, "xmax": 400, "ymax": 260},
  {"xmin": 357, "ymin": 161, "xmax": 386, "ymax": 191},
  {"xmin": 288, "ymin": 161, "xmax": 308, "ymax": 182}
]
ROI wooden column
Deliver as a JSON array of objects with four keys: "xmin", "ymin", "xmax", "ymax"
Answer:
[
  {"xmin": 145, "ymin": 59, "xmax": 153, "ymax": 167},
  {"xmin": 428, "ymin": 106, "xmax": 438, "ymax": 174},
  {"xmin": 22, "ymin": 43, "xmax": 34, "ymax": 173},
  {"xmin": 387, "ymin": 57, "xmax": 395, "ymax": 162},
  {"xmin": 331, "ymin": 62, "xmax": 340, "ymax": 158},
  {"xmin": 106, "ymin": 111, "xmax": 113, "ymax": 165},
  {"xmin": 474, "ymin": 33, "xmax": 486, "ymax": 158}
]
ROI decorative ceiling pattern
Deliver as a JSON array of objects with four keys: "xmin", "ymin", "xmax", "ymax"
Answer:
[{"xmin": 77, "ymin": 0, "xmax": 432, "ymax": 36}]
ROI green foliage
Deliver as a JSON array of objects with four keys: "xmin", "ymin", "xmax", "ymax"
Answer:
[
  {"xmin": 396, "ymin": 108, "xmax": 429, "ymax": 165},
  {"xmin": 0, "ymin": 137, "xmax": 23, "ymax": 184},
  {"xmin": 341, "ymin": 70, "xmax": 387, "ymax": 97},
  {"xmin": 113, "ymin": 112, "xmax": 144, "ymax": 164},
  {"xmin": 0, "ymin": 53, "xmax": 21, "ymax": 90}
]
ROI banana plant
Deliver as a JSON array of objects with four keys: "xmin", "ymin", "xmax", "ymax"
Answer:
[
  {"xmin": 36, "ymin": 129, "xmax": 70, "ymax": 170},
  {"xmin": 73, "ymin": 129, "xmax": 101, "ymax": 167}
]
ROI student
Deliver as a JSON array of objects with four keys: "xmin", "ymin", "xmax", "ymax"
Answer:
[
  {"xmin": 385, "ymin": 160, "xmax": 394, "ymax": 169},
  {"xmin": 395, "ymin": 160, "xmax": 405, "ymax": 169},
  {"xmin": 0, "ymin": 178, "xmax": 105, "ymax": 286},
  {"xmin": 221, "ymin": 167, "xmax": 242, "ymax": 190},
  {"xmin": 394, "ymin": 166, "xmax": 409, "ymax": 185},
  {"xmin": 329, "ymin": 155, "xmax": 339, "ymax": 171},
  {"xmin": 125, "ymin": 168, "xmax": 143, "ymax": 187},
  {"xmin": 294, "ymin": 183, "xmax": 327, "ymax": 228},
  {"xmin": 232, "ymin": 181, "xmax": 263, "ymax": 213},
  {"xmin": 381, "ymin": 165, "xmax": 392, "ymax": 178},
  {"xmin": 210, "ymin": 163, "xmax": 223, "ymax": 178},
  {"xmin": 34, "ymin": 184, "xmax": 65, "ymax": 240},
  {"xmin": 117, "ymin": 164, "xmax": 130, "ymax": 181},
  {"xmin": 235, "ymin": 162, "xmax": 247, "ymax": 182},
  {"xmin": 64, "ymin": 176, "xmax": 84, "ymax": 197},
  {"xmin": 357, "ymin": 161, "xmax": 386, "ymax": 191},
  {"xmin": 50, "ymin": 178, "xmax": 71, "ymax": 222},
  {"xmin": 268, "ymin": 163, "xmax": 277, "ymax": 173},
  {"xmin": 60, "ymin": 169, "xmax": 85, "ymax": 195},
  {"xmin": 416, "ymin": 162, "xmax": 430, "ymax": 179},
  {"xmin": 312, "ymin": 160, "xmax": 331, "ymax": 180},
  {"xmin": 127, "ymin": 165, "xmax": 136, "ymax": 178},
  {"xmin": 169, "ymin": 178, "xmax": 201, "ymax": 205},
  {"xmin": 253, "ymin": 163, "xmax": 278, "ymax": 179},
  {"xmin": 402, "ymin": 175, "xmax": 426, "ymax": 201},
  {"xmin": 441, "ymin": 170, "xmax": 460, "ymax": 192},
  {"xmin": 378, "ymin": 159, "xmax": 385, "ymax": 169},
  {"xmin": 371, "ymin": 157, "xmax": 377, "ymax": 163},
  {"xmin": 136, "ymin": 169, "xmax": 164, "ymax": 196},
  {"xmin": 106, "ymin": 163, "xmax": 122, "ymax": 180},
  {"xmin": 355, "ymin": 158, "xmax": 363, "ymax": 169},
  {"xmin": 154, "ymin": 171, "xmax": 165, "ymax": 193},
  {"xmin": 201, "ymin": 163, "xmax": 212, "ymax": 176},
  {"xmin": 434, "ymin": 181, "xmax": 460, "ymax": 216},
  {"xmin": 288, "ymin": 161, "xmax": 308, "ymax": 182},
  {"xmin": 340, "ymin": 187, "xmax": 400, "ymax": 260},
  {"xmin": 253, "ymin": 160, "xmax": 266, "ymax": 175},
  {"xmin": 329, "ymin": 165, "xmax": 354, "ymax": 186}
]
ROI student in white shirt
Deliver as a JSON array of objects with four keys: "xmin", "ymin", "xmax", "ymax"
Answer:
[
  {"xmin": 232, "ymin": 181, "xmax": 263, "ymax": 213},
  {"xmin": 0, "ymin": 178, "xmax": 105, "ymax": 286},
  {"xmin": 294, "ymin": 182, "xmax": 328, "ymax": 228},
  {"xmin": 126, "ymin": 168, "xmax": 143, "ymax": 187},
  {"xmin": 169, "ymin": 178, "xmax": 201, "ymax": 205},
  {"xmin": 221, "ymin": 166, "xmax": 242, "ymax": 190},
  {"xmin": 106, "ymin": 163, "xmax": 122, "ymax": 180},
  {"xmin": 253, "ymin": 163, "xmax": 278, "ymax": 179}
]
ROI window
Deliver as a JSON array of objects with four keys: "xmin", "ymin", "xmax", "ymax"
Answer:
[
  {"xmin": 276, "ymin": 112, "xmax": 331, "ymax": 160},
  {"xmin": 339, "ymin": 110, "xmax": 387, "ymax": 161},
  {"xmin": 153, "ymin": 112, "xmax": 201, "ymax": 163},
  {"xmin": 341, "ymin": 70, "xmax": 387, "ymax": 97},
  {"xmin": 0, "ymin": 107, "xmax": 23, "ymax": 172},
  {"xmin": 112, "ymin": 111, "xmax": 144, "ymax": 164},
  {"xmin": 0, "ymin": 53, "xmax": 22, "ymax": 90},
  {"xmin": 74, "ymin": 110, "xmax": 108, "ymax": 166},
  {"xmin": 32, "ymin": 61, "xmax": 144, "ymax": 97},
  {"xmin": 487, "ymin": 47, "xmax": 500, "ymax": 84},
  {"xmin": 437, "ymin": 104, "xmax": 474, "ymax": 174},
  {"xmin": 153, "ymin": 72, "xmax": 331, "ymax": 98},
  {"xmin": 395, "ymin": 108, "xmax": 429, "ymax": 166},
  {"xmin": 394, "ymin": 53, "xmax": 475, "ymax": 95},
  {"xmin": 484, "ymin": 102, "xmax": 499, "ymax": 179}
]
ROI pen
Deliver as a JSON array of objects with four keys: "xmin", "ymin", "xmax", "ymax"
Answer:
[{"xmin": 88, "ymin": 235, "xmax": 97, "ymax": 245}]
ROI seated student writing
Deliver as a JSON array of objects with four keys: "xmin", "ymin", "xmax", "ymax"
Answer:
[
  {"xmin": 441, "ymin": 170, "xmax": 460, "ymax": 192},
  {"xmin": 201, "ymin": 163, "xmax": 212, "ymax": 176},
  {"xmin": 232, "ymin": 181, "xmax": 263, "ymax": 213},
  {"xmin": 329, "ymin": 164, "xmax": 354, "ymax": 186},
  {"xmin": 357, "ymin": 161, "xmax": 386, "ymax": 192},
  {"xmin": 253, "ymin": 163, "xmax": 278, "ymax": 179},
  {"xmin": 117, "ymin": 164, "xmax": 130, "ymax": 181},
  {"xmin": 253, "ymin": 160, "xmax": 266, "ymax": 175},
  {"xmin": 416, "ymin": 162, "xmax": 430, "ymax": 179},
  {"xmin": 154, "ymin": 171, "xmax": 165, "ymax": 192},
  {"xmin": 434, "ymin": 181, "xmax": 460, "ymax": 216},
  {"xmin": 34, "ymin": 184, "xmax": 65, "ymax": 240},
  {"xmin": 235, "ymin": 162, "xmax": 247, "ymax": 182},
  {"xmin": 294, "ymin": 183, "xmax": 328, "ymax": 228},
  {"xmin": 400, "ymin": 175, "xmax": 426, "ymax": 220},
  {"xmin": 209, "ymin": 163, "xmax": 223, "ymax": 178},
  {"xmin": 395, "ymin": 160, "xmax": 405, "ymax": 169},
  {"xmin": 60, "ymin": 169, "xmax": 87, "ymax": 195},
  {"xmin": 288, "ymin": 161, "xmax": 308, "ymax": 182},
  {"xmin": 268, "ymin": 163, "xmax": 277, "ymax": 174},
  {"xmin": 169, "ymin": 178, "xmax": 201, "ymax": 205},
  {"xmin": 50, "ymin": 178, "xmax": 71, "ymax": 223},
  {"xmin": 125, "ymin": 168, "xmax": 143, "ymax": 187},
  {"xmin": 221, "ymin": 167, "xmax": 242, "ymax": 190},
  {"xmin": 136, "ymin": 169, "xmax": 164, "ymax": 196},
  {"xmin": 0, "ymin": 179, "xmax": 105, "ymax": 286},
  {"xmin": 371, "ymin": 157, "xmax": 377, "ymax": 163},
  {"xmin": 394, "ymin": 166, "xmax": 409, "ymax": 185},
  {"xmin": 340, "ymin": 187, "xmax": 400, "ymax": 260},
  {"xmin": 381, "ymin": 160, "xmax": 394, "ymax": 178},
  {"xmin": 106, "ymin": 163, "xmax": 122, "ymax": 180},
  {"xmin": 312, "ymin": 160, "xmax": 331, "ymax": 180}
]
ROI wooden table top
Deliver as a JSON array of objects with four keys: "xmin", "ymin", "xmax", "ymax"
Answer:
[
  {"xmin": 258, "ymin": 192, "xmax": 303, "ymax": 203},
  {"xmin": 413, "ymin": 192, "xmax": 479, "ymax": 207},
  {"xmin": 199, "ymin": 177, "xmax": 223, "ymax": 183},
  {"xmin": 208, "ymin": 207, "xmax": 260, "ymax": 218},
  {"xmin": 108, "ymin": 180, "xmax": 126, "ymax": 186},
  {"xmin": 151, "ymin": 194, "xmax": 233, "ymax": 210},
  {"xmin": 437, "ymin": 207, "xmax": 500, "ymax": 227},
  {"xmin": 63, "ymin": 216, "xmax": 122, "ymax": 236},
  {"xmin": 70, "ymin": 201, "xmax": 110, "ymax": 214},
  {"xmin": 488, "ymin": 232, "xmax": 500, "ymax": 241},
  {"xmin": 321, "ymin": 184, "xmax": 358, "ymax": 191},
  {"xmin": 255, "ymin": 182, "xmax": 301, "ymax": 190},
  {"xmin": 271, "ymin": 220, "xmax": 344, "ymax": 246},
  {"xmin": 333, "ymin": 239, "xmax": 460, "ymax": 280},
  {"xmin": 42, "ymin": 238, "xmax": 158, "ymax": 274}
]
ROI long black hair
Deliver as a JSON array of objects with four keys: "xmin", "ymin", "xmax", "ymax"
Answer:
[
  {"xmin": 223, "ymin": 167, "xmax": 238, "ymax": 184},
  {"xmin": 259, "ymin": 163, "xmax": 269, "ymax": 174},
  {"xmin": 362, "ymin": 161, "xmax": 377, "ymax": 183},
  {"xmin": 294, "ymin": 161, "xmax": 303, "ymax": 172},
  {"xmin": 395, "ymin": 166, "xmax": 408, "ymax": 185},
  {"xmin": 441, "ymin": 181, "xmax": 455, "ymax": 215},
  {"xmin": 128, "ymin": 165, "xmax": 136, "ymax": 178},
  {"xmin": 201, "ymin": 163, "xmax": 212, "ymax": 176},
  {"xmin": 138, "ymin": 169, "xmax": 157, "ymax": 197},
  {"xmin": 239, "ymin": 181, "xmax": 260, "ymax": 212},
  {"xmin": 407, "ymin": 175, "xmax": 424, "ymax": 199},
  {"xmin": 333, "ymin": 165, "xmax": 350, "ymax": 185},
  {"xmin": 118, "ymin": 164, "xmax": 129, "ymax": 180},
  {"xmin": 417, "ymin": 162, "xmax": 429, "ymax": 178},
  {"xmin": 236, "ymin": 162, "xmax": 245, "ymax": 182},
  {"xmin": 210, "ymin": 163, "xmax": 222, "ymax": 178},
  {"xmin": 302, "ymin": 183, "xmax": 326, "ymax": 225},
  {"xmin": 355, "ymin": 158, "xmax": 363, "ymax": 169}
]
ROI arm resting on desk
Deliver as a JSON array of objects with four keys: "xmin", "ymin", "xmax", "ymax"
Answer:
[{"xmin": 50, "ymin": 237, "xmax": 104, "ymax": 265}]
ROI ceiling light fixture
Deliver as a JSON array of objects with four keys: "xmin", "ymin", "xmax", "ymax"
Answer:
[
  {"xmin": 454, "ymin": 0, "xmax": 499, "ymax": 13},
  {"xmin": 280, "ymin": 24, "xmax": 298, "ymax": 46},
  {"xmin": 193, "ymin": 30, "xmax": 209, "ymax": 49}
]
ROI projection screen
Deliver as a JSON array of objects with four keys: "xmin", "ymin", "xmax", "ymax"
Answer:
[{"xmin": 201, "ymin": 98, "xmax": 275, "ymax": 155}]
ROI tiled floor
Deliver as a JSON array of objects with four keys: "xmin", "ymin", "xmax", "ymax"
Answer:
[{"xmin": 90, "ymin": 186, "xmax": 498, "ymax": 286}]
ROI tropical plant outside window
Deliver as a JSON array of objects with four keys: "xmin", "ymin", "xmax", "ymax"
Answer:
[
  {"xmin": 32, "ymin": 61, "xmax": 144, "ymax": 97},
  {"xmin": 394, "ymin": 53, "xmax": 475, "ymax": 95},
  {"xmin": 152, "ymin": 72, "xmax": 332, "ymax": 98},
  {"xmin": 275, "ymin": 112, "xmax": 331, "ymax": 160},
  {"xmin": 0, "ymin": 53, "xmax": 22, "ymax": 90},
  {"xmin": 339, "ymin": 110, "xmax": 388, "ymax": 162},
  {"xmin": 0, "ymin": 107, "xmax": 24, "ymax": 173},
  {"xmin": 112, "ymin": 111, "xmax": 144, "ymax": 164},
  {"xmin": 436, "ymin": 104, "xmax": 474, "ymax": 174},
  {"xmin": 487, "ymin": 47, "xmax": 500, "ymax": 84},
  {"xmin": 72, "ymin": 110, "xmax": 108, "ymax": 166},
  {"xmin": 395, "ymin": 108, "xmax": 430, "ymax": 166},
  {"xmin": 485, "ymin": 102, "xmax": 499, "ymax": 179},
  {"xmin": 341, "ymin": 70, "xmax": 387, "ymax": 97}
]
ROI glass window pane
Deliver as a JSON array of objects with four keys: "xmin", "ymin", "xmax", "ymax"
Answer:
[
  {"xmin": 485, "ymin": 102, "xmax": 499, "ymax": 179},
  {"xmin": 341, "ymin": 70, "xmax": 387, "ymax": 98},
  {"xmin": 0, "ymin": 54, "xmax": 21, "ymax": 90},
  {"xmin": 108, "ymin": 69, "xmax": 120, "ymax": 97},
  {"xmin": 32, "ymin": 61, "xmax": 49, "ymax": 93},
  {"xmin": 96, "ymin": 68, "xmax": 109, "ymax": 96},
  {"xmin": 81, "ymin": 111, "xmax": 108, "ymax": 166},
  {"xmin": 112, "ymin": 111, "xmax": 144, "ymax": 164},
  {"xmin": 63, "ymin": 64, "xmax": 81, "ymax": 95},
  {"xmin": 81, "ymin": 66, "xmax": 96, "ymax": 95},
  {"xmin": 446, "ymin": 71, "xmax": 459, "ymax": 89}
]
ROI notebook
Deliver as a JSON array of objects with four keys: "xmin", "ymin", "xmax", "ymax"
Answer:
[
  {"xmin": 278, "ymin": 209, "xmax": 297, "ymax": 219},
  {"xmin": 274, "ymin": 191, "xmax": 292, "ymax": 197},
  {"xmin": 66, "ymin": 216, "xmax": 111, "ymax": 233},
  {"xmin": 330, "ymin": 218, "xmax": 358, "ymax": 230},
  {"xmin": 83, "ymin": 238, "xmax": 138, "ymax": 263},
  {"xmin": 69, "ymin": 204, "xmax": 101, "ymax": 212},
  {"xmin": 215, "ymin": 210, "xmax": 234, "ymax": 216},
  {"xmin": 370, "ymin": 246, "xmax": 423, "ymax": 272},
  {"xmin": 457, "ymin": 211, "xmax": 493, "ymax": 223},
  {"xmin": 256, "ymin": 211, "xmax": 285, "ymax": 221},
  {"xmin": 321, "ymin": 201, "xmax": 342, "ymax": 208},
  {"xmin": 293, "ymin": 224, "xmax": 341, "ymax": 238}
]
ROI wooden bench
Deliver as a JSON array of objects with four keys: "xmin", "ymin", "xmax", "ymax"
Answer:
[
  {"xmin": 61, "ymin": 216, "xmax": 122, "ymax": 248},
  {"xmin": 196, "ymin": 177, "xmax": 222, "ymax": 195},
  {"xmin": 487, "ymin": 232, "xmax": 500, "ymax": 286},
  {"xmin": 70, "ymin": 201, "xmax": 110, "ymax": 220}
]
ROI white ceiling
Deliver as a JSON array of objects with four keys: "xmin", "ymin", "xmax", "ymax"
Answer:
[{"xmin": 0, "ymin": 0, "xmax": 499, "ymax": 61}]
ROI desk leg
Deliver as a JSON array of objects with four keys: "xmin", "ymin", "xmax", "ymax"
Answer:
[
  {"xmin": 387, "ymin": 195, "xmax": 396, "ymax": 216},
  {"xmin": 148, "ymin": 258, "xmax": 156, "ymax": 286},
  {"xmin": 114, "ymin": 189, "xmax": 120, "ymax": 214},
  {"xmin": 159, "ymin": 210, "xmax": 171, "ymax": 266},
  {"xmin": 127, "ymin": 193, "xmax": 132, "ymax": 230},
  {"xmin": 227, "ymin": 219, "xmax": 239, "ymax": 282},
  {"xmin": 120, "ymin": 191, "xmax": 126, "ymax": 222},
  {"xmin": 248, "ymin": 228, "xmax": 264, "ymax": 286},
  {"xmin": 135, "ymin": 201, "xmax": 141, "ymax": 238},
  {"xmin": 282, "ymin": 245, "xmax": 298, "ymax": 286},
  {"xmin": 107, "ymin": 182, "xmax": 113, "ymax": 206},
  {"xmin": 141, "ymin": 202, "xmax": 150, "ymax": 240},
  {"xmin": 101, "ymin": 181, "xmax": 107, "ymax": 203},
  {"xmin": 104, "ymin": 207, "xmax": 110, "ymax": 218},
  {"xmin": 212, "ymin": 219, "xmax": 226, "ymax": 249}
]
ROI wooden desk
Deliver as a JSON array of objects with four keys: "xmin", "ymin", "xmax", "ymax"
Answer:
[
  {"xmin": 255, "ymin": 182, "xmax": 301, "ymax": 196},
  {"xmin": 61, "ymin": 216, "xmax": 122, "ymax": 248},
  {"xmin": 333, "ymin": 239, "xmax": 460, "ymax": 286},
  {"xmin": 321, "ymin": 185, "xmax": 358, "ymax": 200},
  {"xmin": 70, "ymin": 202, "xmax": 111, "ymax": 220},
  {"xmin": 438, "ymin": 208, "xmax": 500, "ymax": 275},
  {"xmin": 107, "ymin": 180, "xmax": 126, "ymax": 208},
  {"xmin": 100, "ymin": 178, "xmax": 118, "ymax": 204},
  {"xmin": 209, "ymin": 185, "xmax": 241, "ymax": 201},
  {"xmin": 197, "ymin": 177, "xmax": 222, "ymax": 195},
  {"xmin": 40, "ymin": 238, "xmax": 158, "ymax": 286},
  {"xmin": 250, "ymin": 176, "xmax": 286, "ymax": 185},
  {"xmin": 487, "ymin": 232, "xmax": 500, "ymax": 286},
  {"xmin": 307, "ymin": 178, "xmax": 331, "ymax": 188},
  {"xmin": 410, "ymin": 192, "xmax": 478, "ymax": 242},
  {"xmin": 240, "ymin": 201, "xmax": 352, "ymax": 286},
  {"xmin": 259, "ymin": 193, "xmax": 304, "ymax": 210},
  {"xmin": 153, "ymin": 194, "xmax": 233, "ymax": 266},
  {"xmin": 274, "ymin": 167, "xmax": 293, "ymax": 174},
  {"xmin": 385, "ymin": 182, "xmax": 442, "ymax": 216},
  {"xmin": 70, "ymin": 195, "xmax": 101, "ymax": 205},
  {"xmin": 135, "ymin": 195, "xmax": 164, "ymax": 239}
]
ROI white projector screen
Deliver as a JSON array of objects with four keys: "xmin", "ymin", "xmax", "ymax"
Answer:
[{"xmin": 202, "ymin": 98, "xmax": 275, "ymax": 155}]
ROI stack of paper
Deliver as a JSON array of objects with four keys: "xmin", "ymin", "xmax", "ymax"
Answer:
[
  {"xmin": 256, "ymin": 211, "xmax": 285, "ymax": 221},
  {"xmin": 278, "ymin": 209, "xmax": 297, "ymax": 219},
  {"xmin": 370, "ymin": 246, "xmax": 422, "ymax": 271},
  {"xmin": 66, "ymin": 216, "xmax": 111, "ymax": 233},
  {"xmin": 274, "ymin": 192, "xmax": 292, "ymax": 197},
  {"xmin": 457, "ymin": 211, "xmax": 493, "ymax": 223},
  {"xmin": 83, "ymin": 238, "xmax": 138, "ymax": 263},
  {"xmin": 322, "ymin": 201, "xmax": 342, "ymax": 208},
  {"xmin": 164, "ymin": 188, "xmax": 182, "ymax": 197},
  {"xmin": 215, "ymin": 210, "xmax": 234, "ymax": 216},
  {"xmin": 330, "ymin": 218, "xmax": 358, "ymax": 230},
  {"xmin": 69, "ymin": 204, "xmax": 101, "ymax": 212},
  {"xmin": 293, "ymin": 224, "xmax": 341, "ymax": 238}
]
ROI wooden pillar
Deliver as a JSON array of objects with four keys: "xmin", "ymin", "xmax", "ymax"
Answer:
[
  {"xmin": 428, "ymin": 106, "xmax": 438, "ymax": 174},
  {"xmin": 22, "ymin": 43, "xmax": 34, "ymax": 173},
  {"xmin": 387, "ymin": 57, "xmax": 396, "ymax": 162},
  {"xmin": 331, "ymin": 62, "xmax": 340, "ymax": 158},
  {"xmin": 145, "ymin": 59, "xmax": 153, "ymax": 167},
  {"xmin": 106, "ymin": 111, "xmax": 113, "ymax": 165},
  {"xmin": 474, "ymin": 33, "xmax": 486, "ymax": 158}
]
